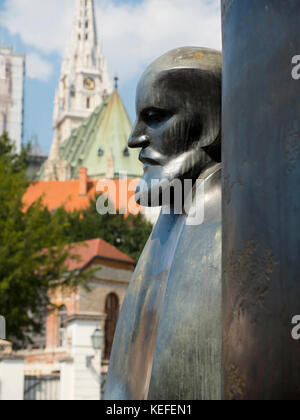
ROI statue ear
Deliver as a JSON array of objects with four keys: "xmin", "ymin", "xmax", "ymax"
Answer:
[{"xmin": 202, "ymin": 129, "xmax": 222, "ymax": 163}]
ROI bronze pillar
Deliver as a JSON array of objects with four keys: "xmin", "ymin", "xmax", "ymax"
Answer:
[{"xmin": 222, "ymin": 0, "xmax": 300, "ymax": 400}]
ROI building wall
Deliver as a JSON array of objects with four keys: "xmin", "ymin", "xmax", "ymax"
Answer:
[
  {"xmin": 23, "ymin": 256, "xmax": 133, "ymax": 379},
  {"xmin": 46, "ymin": 286, "xmax": 79, "ymax": 349},
  {"xmin": 0, "ymin": 359, "xmax": 24, "ymax": 400},
  {"xmin": 79, "ymin": 280, "xmax": 128, "ymax": 315},
  {"xmin": 0, "ymin": 47, "xmax": 25, "ymax": 154},
  {"xmin": 45, "ymin": 263, "xmax": 132, "ymax": 350}
]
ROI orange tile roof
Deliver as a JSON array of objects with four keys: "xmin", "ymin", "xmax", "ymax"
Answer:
[
  {"xmin": 23, "ymin": 178, "xmax": 140, "ymax": 214},
  {"xmin": 66, "ymin": 238, "xmax": 134, "ymax": 271}
]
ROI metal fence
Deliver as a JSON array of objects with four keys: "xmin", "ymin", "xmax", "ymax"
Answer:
[{"xmin": 24, "ymin": 375, "xmax": 60, "ymax": 400}]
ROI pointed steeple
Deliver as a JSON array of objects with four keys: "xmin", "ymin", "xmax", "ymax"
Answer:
[
  {"xmin": 68, "ymin": 0, "xmax": 98, "ymax": 62},
  {"xmin": 45, "ymin": 0, "xmax": 112, "ymax": 180},
  {"xmin": 75, "ymin": 0, "xmax": 97, "ymax": 44}
]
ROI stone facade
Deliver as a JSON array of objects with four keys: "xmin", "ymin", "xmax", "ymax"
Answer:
[
  {"xmin": 24, "ymin": 245, "xmax": 134, "ymax": 380},
  {"xmin": 0, "ymin": 47, "xmax": 25, "ymax": 154}
]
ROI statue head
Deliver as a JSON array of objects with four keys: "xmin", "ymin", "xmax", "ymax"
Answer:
[{"xmin": 129, "ymin": 47, "xmax": 222, "ymax": 207}]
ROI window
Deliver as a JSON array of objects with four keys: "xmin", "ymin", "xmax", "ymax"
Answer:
[
  {"xmin": 86, "ymin": 97, "xmax": 90, "ymax": 109},
  {"xmin": 70, "ymin": 84, "xmax": 75, "ymax": 97},
  {"xmin": 58, "ymin": 305, "xmax": 67, "ymax": 347},
  {"xmin": 104, "ymin": 294, "xmax": 120, "ymax": 359}
]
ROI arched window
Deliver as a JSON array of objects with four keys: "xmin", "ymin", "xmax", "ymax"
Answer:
[
  {"xmin": 104, "ymin": 294, "xmax": 120, "ymax": 360},
  {"xmin": 58, "ymin": 305, "xmax": 67, "ymax": 347}
]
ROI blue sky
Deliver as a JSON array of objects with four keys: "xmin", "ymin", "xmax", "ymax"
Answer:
[{"xmin": 0, "ymin": 0, "xmax": 221, "ymax": 155}]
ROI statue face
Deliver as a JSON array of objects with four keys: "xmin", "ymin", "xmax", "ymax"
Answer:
[{"xmin": 128, "ymin": 48, "xmax": 221, "ymax": 207}]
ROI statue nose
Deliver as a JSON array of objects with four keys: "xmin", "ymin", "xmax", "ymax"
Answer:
[{"xmin": 128, "ymin": 135, "xmax": 150, "ymax": 149}]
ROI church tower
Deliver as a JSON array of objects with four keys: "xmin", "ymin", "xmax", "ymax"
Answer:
[{"xmin": 44, "ymin": 0, "xmax": 112, "ymax": 180}]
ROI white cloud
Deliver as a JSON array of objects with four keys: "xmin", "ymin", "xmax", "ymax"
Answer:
[
  {"xmin": 97, "ymin": 0, "xmax": 221, "ymax": 82},
  {"xmin": 0, "ymin": 0, "xmax": 221, "ymax": 82},
  {"xmin": 26, "ymin": 53, "xmax": 53, "ymax": 81},
  {"xmin": 0, "ymin": 0, "xmax": 73, "ymax": 55}
]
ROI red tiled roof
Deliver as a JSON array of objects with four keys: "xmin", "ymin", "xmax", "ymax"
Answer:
[
  {"xmin": 23, "ymin": 178, "xmax": 140, "ymax": 214},
  {"xmin": 66, "ymin": 238, "xmax": 134, "ymax": 271}
]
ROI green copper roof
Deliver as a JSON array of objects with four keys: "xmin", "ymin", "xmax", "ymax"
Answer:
[{"xmin": 59, "ymin": 90, "xmax": 143, "ymax": 179}]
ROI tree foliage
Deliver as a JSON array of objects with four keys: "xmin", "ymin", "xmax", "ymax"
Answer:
[
  {"xmin": 0, "ymin": 133, "xmax": 88, "ymax": 346},
  {"xmin": 0, "ymin": 133, "xmax": 152, "ymax": 346},
  {"xmin": 57, "ymin": 198, "xmax": 152, "ymax": 264}
]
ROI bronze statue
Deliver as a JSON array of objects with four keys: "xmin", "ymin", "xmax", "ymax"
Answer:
[{"xmin": 104, "ymin": 47, "xmax": 222, "ymax": 400}]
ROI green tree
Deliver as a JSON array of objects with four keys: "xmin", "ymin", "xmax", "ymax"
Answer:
[
  {"xmin": 0, "ymin": 133, "xmax": 88, "ymax": 347},
  {"xmin": 57, "ymin": 197, "xmax": 153, "ymax": 264},
  {"xmin": 0, "ymin": 132, "xmax": 152, "ymax": 346}
]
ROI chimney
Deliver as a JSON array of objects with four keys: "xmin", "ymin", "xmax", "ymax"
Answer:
[{"xmin": 79, "ymin": 167, "xmax": 88, "ymax": 196}]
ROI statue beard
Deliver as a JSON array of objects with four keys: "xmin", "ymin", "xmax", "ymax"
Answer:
[{"xmin": 135, "ymin": 137, "xmax": 216, "ymax": 208}]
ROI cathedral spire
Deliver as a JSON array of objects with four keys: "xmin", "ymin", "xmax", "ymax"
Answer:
[
  {"xmin": 45, "ymin": 0, "xmax": 112, "ymax": 180},
  {"xmin": 72, "ymin": 0, "xmax": 98, "ymax": 49}
]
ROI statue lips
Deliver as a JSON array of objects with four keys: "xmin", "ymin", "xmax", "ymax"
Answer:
[{"xmin": 139, "ymin": 150, "xmax": 162, "ymax": 168}]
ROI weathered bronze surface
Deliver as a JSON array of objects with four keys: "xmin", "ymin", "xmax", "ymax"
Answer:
[
  {"xmin": 222, "ymin": 0, "xmax": 300, "ymax": 400},
  {"xmin": 104, "ymin": 47, "xmax": 222, "ymax": 400}
]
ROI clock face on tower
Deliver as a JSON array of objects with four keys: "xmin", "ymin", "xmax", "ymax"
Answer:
[{"xmin": 83, "ymin": 77, "xmax": 95, "ymax": 91}]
